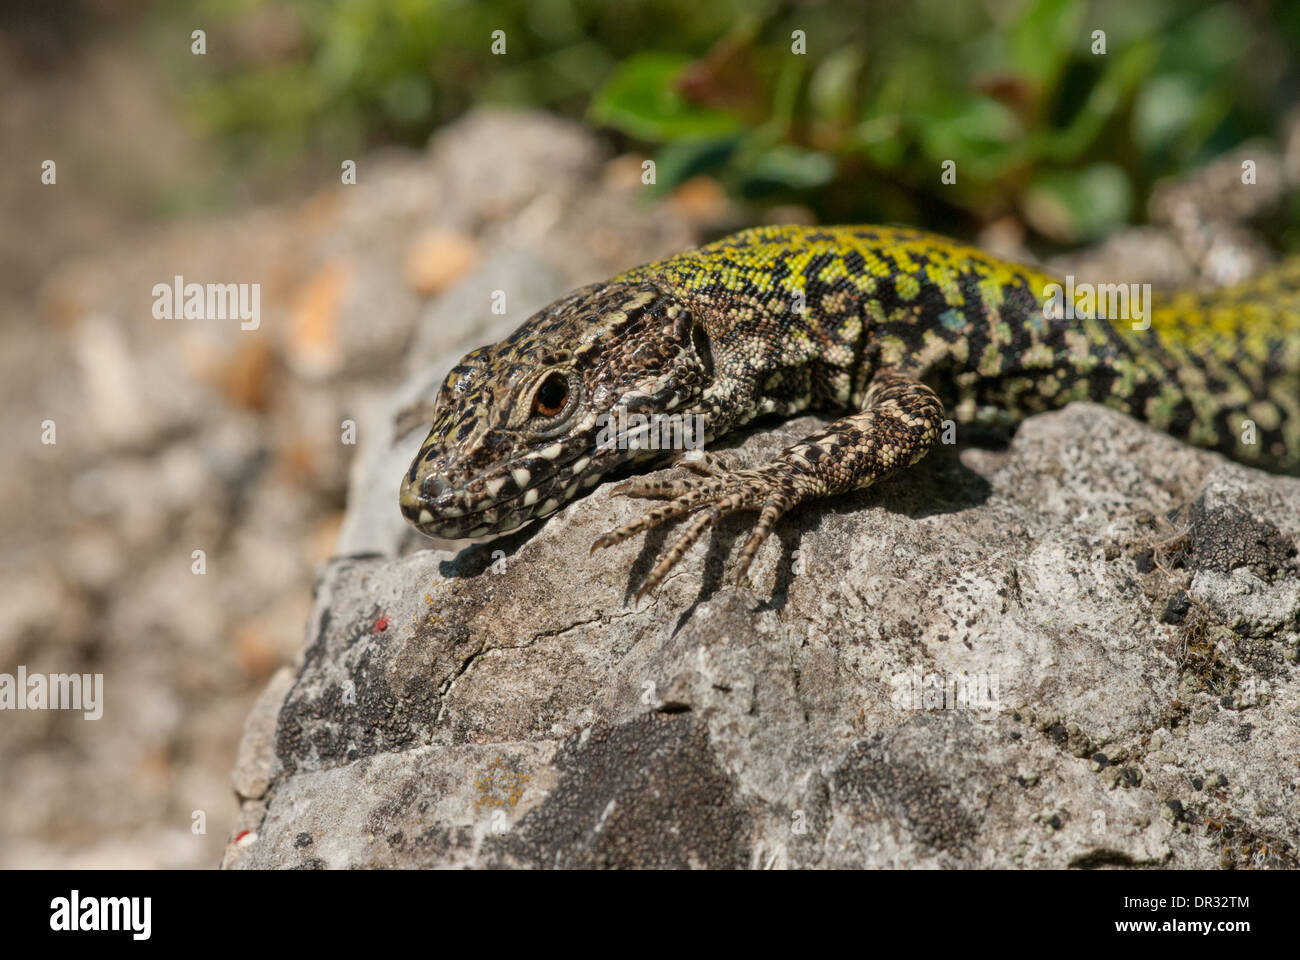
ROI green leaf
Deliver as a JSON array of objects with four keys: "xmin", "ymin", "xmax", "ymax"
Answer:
[
  {"xmin": 1133, "ymin": 74, "xmax": 1201, "ymax": 154},
  {"xmin": 736, "ymin": 145, "xmax": 836, "ymax": 195},
  {"xmin": 650, "ymin": 138, "xmax": 742, "ymax": 192},
  {"xmin": 589, "ymin": 52, "xmax": 744, "ymax": 141},
  {"xmin": 1009, "ymin": 0, "xmax": 1085, "ymax": 86},
  {"xmin": 1022, "ymin": 163, "xmax": 1133, "ymax": 242},
  {"xmin": 808, "ymin": 46, "xmax": 863, "ymax": 126},
  {"xmin": 916, "ymin": 95, "xmax": 1024, "ymax": 181},
  {"xmin": 1040, "ymin": 39, "xmax": 1156, "ymax": 162}
]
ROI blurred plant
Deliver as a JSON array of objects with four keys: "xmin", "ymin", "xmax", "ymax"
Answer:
[
  {"xmin": 590, "ymin": 0, "xmax": 1295, "ymax": 242},
  {"xmin": 176, "ymin": 0, "xmax": 1300, "ymax": 245}
]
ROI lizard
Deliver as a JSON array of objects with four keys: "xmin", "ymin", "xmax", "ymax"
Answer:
[{"xmin": 399, "ymin": 224, "xmax": 1300, "ymax": 599}]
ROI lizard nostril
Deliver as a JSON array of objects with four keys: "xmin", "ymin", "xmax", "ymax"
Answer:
[{"xmin": 421, "ymin": 475, "xmax": 449, "ymax": 501}]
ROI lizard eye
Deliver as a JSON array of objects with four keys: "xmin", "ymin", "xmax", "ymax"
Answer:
[{"xmin": 531, "ymin": 372, "xmax": 570, "ymax": 419}]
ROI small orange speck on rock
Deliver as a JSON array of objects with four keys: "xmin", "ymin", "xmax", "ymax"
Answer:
[
  {"xmin": 308, "ymin": 512, "xmax": 344, "ymax": 566},
  {"xmin": 286, "ymin": 259, "xmax": 350, "ymax": 378},
  {"xmin": 669, "ymin": 176, "xmax": 729, "ymax": 223},
  {"xmin": 216, "ymin": 335, "xmax": 273, "ymax": 412},
  {"xmin": 404, "ymin": 229, "xmax": 479, "ymax": 297},
  {"xmin": 602, "ymin": 154, "xmax": 649, "ymax": 191},
  {"xmin": 233, "ymin": 622, "xmax": 278, "ymax": 680}
]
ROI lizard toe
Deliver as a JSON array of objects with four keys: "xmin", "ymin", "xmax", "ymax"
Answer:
[
  {"xmin": 733, "ymin": 497, "xmax": 795, "ymax": 584},
  {"xmin": 630, "ymin": 470, "xmax": 788, "ymax": 598}
]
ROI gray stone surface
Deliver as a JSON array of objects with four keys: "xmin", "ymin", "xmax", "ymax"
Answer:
[
  {"xmin": 226, "ymin": 395, "xmax": 1300, "ymax": 869},
  {"xmin": 0, "ymin": 102, "xmax": 702, "ymax": 868},
  {"xmin": 221, "ymin": 107, "xmax": 1300, "ymax": 872}
]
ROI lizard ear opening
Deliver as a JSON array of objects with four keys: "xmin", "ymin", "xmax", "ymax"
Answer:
[{"xmin": 690, "ymin": 320, "xmax": 714, "ymax": 377}]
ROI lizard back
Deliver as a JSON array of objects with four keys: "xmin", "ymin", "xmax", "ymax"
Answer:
[{"xmin": 618, "ymin": 225, "xmax": 1300, "ymax": 471}]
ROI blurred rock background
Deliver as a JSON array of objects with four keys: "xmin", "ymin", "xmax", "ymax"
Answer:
[{"xmin": 1, "ymin": 0, "xmax": 1297, "ymax": 867}]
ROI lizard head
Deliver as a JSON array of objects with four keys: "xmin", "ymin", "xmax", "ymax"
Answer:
[{"xmin": 400, "ymin": 280, "xmax": 716, "ymax": 540}]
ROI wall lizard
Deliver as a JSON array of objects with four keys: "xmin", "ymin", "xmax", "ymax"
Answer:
[{"xmin": 399, "ymin": 225, "xmax": 1300, "ymax": 598}]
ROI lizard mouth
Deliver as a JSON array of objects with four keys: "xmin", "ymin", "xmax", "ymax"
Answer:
[
  {"xmin": 401, "ymin": 502, "xmax": 533, "ymax": 540},
  {"xmin": 399, "ymin": 489, "xmax": 538, "ymax": 540},
  {"xmin": 399, "ymin": 450, "xmax": 601, "ymax": 540}
]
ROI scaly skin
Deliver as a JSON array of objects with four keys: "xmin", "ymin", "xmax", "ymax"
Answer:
[{"xmin": 399, "ymin": 225, "xmax": 1300, "ymax": 598}]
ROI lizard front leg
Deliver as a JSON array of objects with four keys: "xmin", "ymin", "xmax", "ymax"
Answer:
[{"xmin": 591, "ymin": 367, "xmax": 944, "ymax": 599}]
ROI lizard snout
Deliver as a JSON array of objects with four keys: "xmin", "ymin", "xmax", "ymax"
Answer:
[{"xmin": 399, "ymin": 470, "xmax": 450, "ymax": 525}]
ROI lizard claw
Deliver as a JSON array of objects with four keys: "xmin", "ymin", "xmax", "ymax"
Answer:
[{"xmin": 594, "ymin": 466, "xmax": 799, "ymax": 599}]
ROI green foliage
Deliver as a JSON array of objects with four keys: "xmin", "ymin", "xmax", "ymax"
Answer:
[
  {"xmin": 589, "ymin": 53, "xmax": 744, "ymax": 140},
  {"xmin": 176, "ymin": 0, "xmax": 1300, "ymax": 243}
]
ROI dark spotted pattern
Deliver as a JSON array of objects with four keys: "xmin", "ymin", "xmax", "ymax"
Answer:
[{"xmin": 402, "ymin": 225, "xmax": 1300, "ymax": 596}]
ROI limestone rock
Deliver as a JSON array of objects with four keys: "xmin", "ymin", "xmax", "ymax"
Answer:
[{"xmin": 227, "ymin": 394, "xmax": 1300, "ymax": 868}]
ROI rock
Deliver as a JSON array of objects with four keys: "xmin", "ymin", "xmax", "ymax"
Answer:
[
  {"xmin": 403, "ymin": 229, "xmax": 480, "ymax": 297},
  {"xmin": 229, "ymin": 397, "xmax": 1300, "ymax": 868},
  {"xmin": 426, "ymin": 107, "xmax": 606, "ymax": 226},
  {"xmin": 1045, "ymin": 227, "xmax": 1195, "ymax": 290},
  {"xmin": 283, "ymin": 260, "xmax": 349, "ymax": 379},
  {"xmin": 1, "ymin": 101, "xmax": 708, "ymax": 868},
  {"xmin": 668, "ymin": 176, "xmax": 731, "ymax": 224},
  {"xmin": 232, "ymin": 667, "xmax": 295, "ymax": 801},
  {"xmin": 1146, "ymin": 138, "xmax": 1286, "ymax": 286}
]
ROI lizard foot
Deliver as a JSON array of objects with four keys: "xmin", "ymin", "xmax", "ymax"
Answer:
[
  {"xmin": 591, "ymin": 464, "xmax": 800, "ymax": 601},
  {"xmin": 605, "ymin": 449, "xmax": 734, "ymax": 500},
  {"xmin": 589, "ymin": 367, "xmax": 944, "ymax": 602}
]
